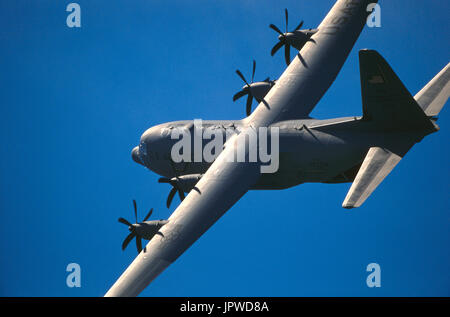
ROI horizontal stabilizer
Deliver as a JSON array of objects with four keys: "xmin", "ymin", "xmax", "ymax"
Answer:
[
  {"xmin": 414, "ymin": 62, "xmax": 450, "ymax": 117},
  {"xmin": 342, "ymin": 147, "xmax": 402, "ymax": 209}
]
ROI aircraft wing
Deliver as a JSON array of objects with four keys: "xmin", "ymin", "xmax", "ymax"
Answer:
[
  {"xmin": 106, "ymin": 0, "xmax": 377, "ymax": 296},
  {"xmin": 106, "ymin": 134, "xmax": 262, "ymax": 296}
]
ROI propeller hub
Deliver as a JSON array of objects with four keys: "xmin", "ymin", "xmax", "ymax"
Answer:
[
  {"xmin": 120, "ymin": 200, "xmax": 157, "ymax": 253},
  {"xmin": 277, "ymin": 33, "xmax": 286, "ymax": 41},
  {"xmin": 278, "ymin": 32, "xmax": 296, "ymax": 43},
  {"xmin": 129, "ymin": 224, "xmax": 138, "ymax": 232}
]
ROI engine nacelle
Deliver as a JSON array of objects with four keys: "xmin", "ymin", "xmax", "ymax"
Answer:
[
  {"xmin": 171, "ymin": 174, "xmax": 202, "ymax": 193},
  {"xmin": 135, "ymin": 220, "xmax": 168, "ymax": 240},
  {"xmin": 290, "ymin": 28, "xmax": 318, "ymax": 51},
  {"xmin": 247, "ymin": 81, "xmax": 275, "ymax": 102}
]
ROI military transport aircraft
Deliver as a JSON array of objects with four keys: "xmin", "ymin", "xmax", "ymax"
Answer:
[{"xmin": 105, "ymin": 0, "xmax": 449, "ymax": 296}]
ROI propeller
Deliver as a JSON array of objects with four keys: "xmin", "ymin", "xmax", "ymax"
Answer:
[
  {"xmin": 118, "ymin": 199, "xmax": 154, "ymax": 253},
  {"xmin": 158, "ymin": 160, "xmax": 187, "ymax": 208},
  {"xmin": 233, "ymin": 60, "xmax": 269, "ymax": 116},
  {"xmin": 269, "ymin": 8, "xmax": 304, "ymax": 65},
  {"xmin": 158, "ymin": 177, "xmax": 185, "ymax": 208}
]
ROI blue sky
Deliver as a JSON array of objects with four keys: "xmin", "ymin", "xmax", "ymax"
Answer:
[{"xmin": 0, "ymin": 0, "xmax": 448, "ymax": 297}]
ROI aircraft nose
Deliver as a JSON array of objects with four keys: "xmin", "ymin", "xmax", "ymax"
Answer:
[{"xmin": 131, "ymin": 146, "xmax": 143, "ymax": 165}]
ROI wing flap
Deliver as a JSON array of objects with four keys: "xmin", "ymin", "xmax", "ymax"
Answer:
[{"xmin": 342, "ymin": 147, "xmax": 402, "ymax": 209}]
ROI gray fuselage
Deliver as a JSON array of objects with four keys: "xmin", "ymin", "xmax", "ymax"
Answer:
[{"xmin": 132, "ymin": 117, "xmax": 419, "ymax": 190}]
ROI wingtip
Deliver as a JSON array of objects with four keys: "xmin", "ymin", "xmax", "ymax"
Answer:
[
  {"xmin": 342, "ymin": 198, "xmax": 357, "ymax": 209},
  {"xmin": 358, "ymin": 49, "xmax": 384, "ymax": 62}
]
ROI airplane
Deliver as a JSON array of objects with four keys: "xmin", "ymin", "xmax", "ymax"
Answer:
[{"xmin": 105, "ymin": 0, "xmax": 449, "ymax": 296}]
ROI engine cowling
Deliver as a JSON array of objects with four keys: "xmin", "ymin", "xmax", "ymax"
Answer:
[{"xmin": 173, "ymin": 174, "xmax": 202, "ymax": 193}]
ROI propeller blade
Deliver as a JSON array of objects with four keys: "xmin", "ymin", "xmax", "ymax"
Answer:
[
  {"xmin": 271, "ymin": 41, "xmax": 284, "ymax": 56},
  {"xmin": 251, "ymin": 60, "xmax": 256, "ymax": 83},
  {"xmin": 233, "ymin": 89, "xmax": 248, "ymax": 102},
  {"xmin": 136, "ymin": 237, "xmax": 142, "ymax": 253},
  {"xmin": 285, "ymin": 8, "xmax": 288, "ymax": 33},
  {"xmin": 122, "ymin": 232, "xmax": 135, "ymax": 251},
  {"xmin": 118, "ymin": 217, "xmax": 132, "ymax": 227},
  {"xmin": 294, "ymin": 20, "xmax": 304, "ymax": 31},
  {"xmin": 158, "ymin": 177, "xmax": 171, "ymax": 184},
  {"xmin": 133, "ymin": 199, "xmax": 137, "ymax": 223},
  {"xmin": 284, "ymin": 44, "xmax": 291, "ymax": 66},
  {"xmin": 178, "ymin": 188, "xmax": 185, "ymax": 201},
  {"xmin": 269, "ymin": 23, "xmax": 284, "ymax": 36},
  {"xmin": 246, "ymin": 94, "xmax": 253, "ymax": 116},
  {"xmin": 167, "ymin": 187, "xmax": 177, "ymax": 208},
  {"xmin": 235, "ymin": 69, "xmax": 249, "ymax": 86},
  {"xmin": 143, "ymin": 208, "xmax": 153, "ymax": 222}
]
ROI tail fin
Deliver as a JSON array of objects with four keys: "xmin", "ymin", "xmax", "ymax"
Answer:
[
  {"xmin": 358, "ymin": 49, "xmax": 437, "ymax": 132},
  {"xmin": 414, "ymin": 63, "xmax": 450, "ymax": 117}
]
